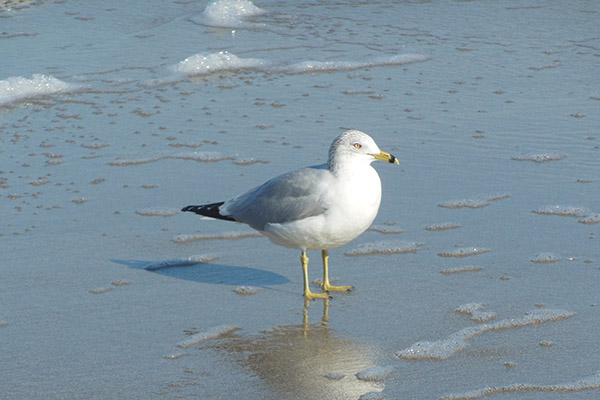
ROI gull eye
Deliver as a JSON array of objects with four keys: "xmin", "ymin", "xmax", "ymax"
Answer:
[{"xmin": 353, "ymin": 143, "xmax": 362, "ymax": 149}]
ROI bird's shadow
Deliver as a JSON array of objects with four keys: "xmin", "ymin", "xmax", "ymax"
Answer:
[{"xmin": 112, "ymin": 259, "xmax": 290, "ymax": 287}]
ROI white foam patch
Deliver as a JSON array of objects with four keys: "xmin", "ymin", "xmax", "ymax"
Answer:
[
  {"xmin": 395, "ymin": 309, "xmax": 575, "ymax": 360},
  {"xmin": 512, "ymin": 152, "xmax": 566, "ymax": 162},
  {"xmin": 234, "ymin": 286, "xmax": 258, "ymax": 295},
  {"xmin": 531, "ymin": 252, "xmax": 561, "ymax": 264},
  {"xmin": 440, "ymin": 265, "xmax": 483, "ymax": 275},
  {"xmin": 135, "ymin": 207, "xmax": 179, "ymax": 217},
  {"xmin": 177, "ymin": 325, "xmax": 240, "ymax": 348},
  {"xmin": 438, "ymin": 247, "xmax": 490, "ymax": 258},
  {"xmin": 190, "ymin": 0, "xmax": 267, "ymax": 29},
  {"xmin": 90, "ymin": 287, "xmax": 113, "ymax": 295},
  {"xmin": 324, "ymin": 372, "xmax": 346, "ymax": 380},
  {"xmin": 344, "ymin": 240, "xmax": 423, "ymax": 257},
  {"xmin": 164, "ymin": 352, "xmax": 189, "ymax": 360},
  {"xmin": 163, "ymin": 52, "xmax": 429, "ymax": 81},
  {"xmin": 439, "ymin": 193, "xmax": 510, "ymax": 209},
  {"xmin": 145, "ymin": 255, "xmax": 220, "ymax": 271},
  {"xmin": 456, "ymin": 303, "xmax": 497, "ymax": 323},
  {"xmin": 579, "ymin": 213, "xmax": 600, "ymax": 225},
  {"xmin": 233, "ymin": 157, "xmax": 270, "ymax": 166},
  {"xmin": 281, "ymin": 54, "xmax": 431, "ymax": 74},
  {"xmin": 170, "ymin": 51, "xmax": 269, "ymax": 76},
  {"xmin": 356, "ymin": 366, "xmax": 395, "ymax": 382},
  {"xmin": 426, "ymin": 222, "xmax": 461, "ymax": 231},
  {"xmin": 172, "ymin": 231, "xmax": 263, "ymax": 243},
  {"xmin": 108, "ymin": 151, "xmax": 234, "ymax": 166},
  {"xmin": 455, "ymin": 303, "xmax": 485, "ymax": 314},
  {"xmin": 532, "ymin": 205, "xmax": 589, "ymax": 217},
  {"xmin": 0, "ymin": 74, "xmax": 75, "ymax": 104},
  {"xmin": 367, "ymin": 224, "xmax": 405, "ymax": 234},
  {"xmin": 440, "ymin": 370, "xmax": 600, "ymax": 400}
]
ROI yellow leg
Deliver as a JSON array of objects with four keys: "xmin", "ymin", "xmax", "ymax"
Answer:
[
  {"xmin": 301, "ymin": 251, "xmax": 329, "ymax": 300},
  {"xmin": 321, "ymin": 250, "xmax": 354, "ymax": 292}
]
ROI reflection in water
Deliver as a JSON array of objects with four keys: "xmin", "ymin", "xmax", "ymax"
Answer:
[{"xmin": 209, "ymin": 299, "xmax": 383, "ymax": 400}]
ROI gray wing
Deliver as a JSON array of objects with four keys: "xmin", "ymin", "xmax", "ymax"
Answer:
[{"xmin": 220, "ymin": 164, "xmax": 332, "ymax": 231}]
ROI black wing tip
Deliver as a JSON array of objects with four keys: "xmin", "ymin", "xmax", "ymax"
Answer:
[
  {"xmin": 181, "ymin": 202, "xmax": 236, "ymax": 222},
  {"xmin": 181, "ymin": 205, "xmax": 198, "ymax": 212}
]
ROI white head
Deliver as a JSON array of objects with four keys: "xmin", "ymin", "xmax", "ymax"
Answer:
[{"xmin": 328, "ymin": 130, "xmax": 398, "ymax": 170}]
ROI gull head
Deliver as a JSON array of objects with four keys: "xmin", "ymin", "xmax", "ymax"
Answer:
[{"xmin": 328, "ymin": 130, "xmax": 399, "ymax": 169}]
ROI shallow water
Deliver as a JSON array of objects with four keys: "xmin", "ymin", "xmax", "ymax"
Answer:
[{"xmin": 1, "ymin": 0, "xmax": 599, "ymax": 399}]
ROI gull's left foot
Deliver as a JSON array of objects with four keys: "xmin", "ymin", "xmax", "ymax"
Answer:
[{"xmin": 322, "ymin": 282, "xmax": 354, "ymax": 292}]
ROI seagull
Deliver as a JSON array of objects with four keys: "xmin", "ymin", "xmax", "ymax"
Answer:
[{"xmin": 182, "ymin": 130, "xmax": 399, "ymax": 300}]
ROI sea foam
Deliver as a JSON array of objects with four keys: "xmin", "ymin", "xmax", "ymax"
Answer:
[
  {"xmin": 135, "ymin": 207, "xmax": 179, "ymax": 217},
  {"xmin": 440, "ymin": 370, "xmax": 600, "ymax": 400},
  {"xmin": 395, "ymin": 309, "xmax": 575, "ymax": 361},
  {"xmin": 439, "ymin": 193, "xmax": 510, "ymax": 209},
  {"xmin": 532, "ymin": 205, "xmax": 589, "ymax": 218},
  {"xmin": 437, "ymin": 247, "xmax": 489, "ymax": 258},
  {"xmin": 170, "ymin": 51, "xmax": 269, "ymax": 76},
  {"xmin": 512, "ymin": 152, "xmax": 565, "ymax": 162},
  {"xmin": 165, "ymin": 51, "xmax": 429, "ymax": 80},
  {"xmin": 172, "ymin": 231, "xmax": 263, "ymax": 243},
  {"xmin": 344, "ymin": 240, "xmax": 423, "ymax": 257},
  {"xmin": 190, "ymin": 0, "xmax": 267, "ymax": 29},
  {"xmin": 281, "ymin": 54, "xmax": 431, "ymax": 74},
  {"xmin": 0, "ymin": 74, "xmax": 75, "ymax": 105},
  {"xmin": 108, "ymin": 151, "xmax": 234, "ymax": 166}
]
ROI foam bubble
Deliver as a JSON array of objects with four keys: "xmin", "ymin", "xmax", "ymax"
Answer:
[
  {"xmin": 172, "ymin": 231, "xmax": 263, "ymax": 243},
  {"xmin": 282, "ymin": 54, "xmax": 430, "ymax": 74},
  {"xmin": 145, "ymin": 255, "xmax": 220, "ymax": 271},
  {"xmin": 426, "ymin": 222, "xmax": 461, "ymax": 231},
  {"xmin": 135, "ymin": 207, "xmax": 179, "ymax": 217},
  {"xmin": 177, "ymin": 325, "xmax": 240, "ymax": 348},
  {"xmin": 0, "ymin": 74, "xmax": 75, "ymax": 105},
  {"xmin": 90, "ymin": 287, "xmax": 113, "ymax": 295},
  {"xmin": 532, "ymin": 205, "xmax": 589, "ymax": 217},
  {"xmin": 579, "ymin": 213, "xmax": 600, "ymax": 225},
  {"xmin": 531, "ymin": 252, "xmax": 561, "ymax": 264},
  {"xmin": 344, "ymin": 241, "xmax": 423, "ymax": 257},
  {"xmin": 456, "ymin": 304, "xmax": 497, "ymax": 323},
  {"xmin": 455, "ymin": 303, "xmax": 485, "ymax": 314},
  {"xmin": 108, "ymin": 151, "xmax": 234, "ymax": 166},
  {"xmin": 324, "ymin": 372, "xmax": 346, "ymax": 380},
  {"xmin": 440, "ymin": 370, "xmax": 600, "ymax": 400},
  {"xmin": 512, "ymin": 152, "xmax": 565, "ymax": 162},
  {"xmin": 356, "ymin": 366, "xmax": 394, "ymax": 382},
  {"xmin": 367, "ymin": 224, "xmax": 405, "ymax": 234},
  {"xmin": 438, "ymin": 247, "xmax": 490, "ymax": 258},
  {"xmin": 234, "ymin": 286, "xmax": 258, "ymax": 295},
  {"xmin": 190, "ymin": 0, "xmax": 267, "ymax": 29},
  {"xmin": 440, "ymin": 265, "xmax": 483, "ymax": 275},
  {"xmin": 170, "ymin": 51, "xmax": 269, "ymax": 77},
  {"xmin": 233, "ymin": 157, "xmax": 270, "ymax": 166},
  {"xmin": 396, "ymin": 309, "xmax": 575, "ymax": 360},
  {"xmin": 164, "ymin": 352, "xmax": 189, "ymax": 360},
  {"xmin": 439, "ymin": 193, "xmax": 510, "ymax": 209},
  {"xmin": 162, "ymin": 52, "xmax": 430, "ymax": 81}
]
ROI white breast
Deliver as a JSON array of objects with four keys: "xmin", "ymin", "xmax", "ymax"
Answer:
[{"xmin": 264, "ymin": 165, "xmax": 382, "ymax": 250}]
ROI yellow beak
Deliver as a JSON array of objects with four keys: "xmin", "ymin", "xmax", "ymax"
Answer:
[{"xmin": 371, "ymin": 151, "xmax": 399, "ymax": 165}]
